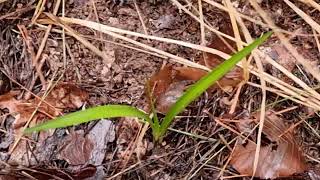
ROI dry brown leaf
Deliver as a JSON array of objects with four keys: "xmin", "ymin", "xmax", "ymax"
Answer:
[
  {"xmin": 0, "ymin": 83, "xmax": 88, "ymax": 165},
  {"xmin": 230, "ymin": 110, "xmax": 307, "ymax": 179},
  {"xmin": 0, "ymin": 91, "xmax": 43, "ymax": 130},
  {"xmin": 146, "ymin": 20, "xmax": 244, "ymax": 113},
  {"xmin": 58, "ymin": 131, "xmax": 94, "ymax": 166},
  {"xmin": 175, "ymin": 20, "xmax": 243, "ymax": 89},
  {"xmin": 271, "ymin": 44, "xmax": 296, "ymax": 72},
  {"xmin": 0, "ymin": 84, "xmax": 88, "ymax": 131},
  {"xmin": 265, "ymin": 44, "xmax": 297, "ymax": 83},
  {"xmin": 175, "ymin": 65, "xmax": 243, "ymax": 91},
  {"xmin": 147, "ymin": 65, "xmax": 188, "ymax": 113},
  {"xmin": 147, "ymin": 65, "xmax": 191, "ymax": 113},
  {"xmin": 37, "ymin": 83, "xmax": 88, "ymax": 110},
  {"xmin": 147, "ymin": 65, "xmax": 175, "ymax": 99},
  {"xmin": 156, "ymin": 81, "xmax": 190, "ymax": 113},
  {"xmin": 116, "ymin": 117, "xmax": 152, "ymax": 167}
]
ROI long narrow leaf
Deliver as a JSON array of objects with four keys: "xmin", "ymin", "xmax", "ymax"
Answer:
[
  {"xmin": 24, "ymin": 105, "xmax": 150, "ymax": 133},
  {"xmin": 159, "ymin": 32, "xmax": 272, "ymax": 137}
]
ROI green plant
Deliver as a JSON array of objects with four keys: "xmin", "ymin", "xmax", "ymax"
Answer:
[{"xmin": 25, "ymin": 32, "xmax": 272, "ymax": 142}]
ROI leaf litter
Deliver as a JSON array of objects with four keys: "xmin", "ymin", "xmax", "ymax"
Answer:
[
  {"xmin": 144, "ymin": 21, "xmax": 313, "ymax": 178},
  {"xmin": 116, "ymin": 117, "xmax": 153, "ymax": 168},
  {"xmin": 147, "ymin": 22, "xmax": 244, "ymax": 113},
  {"xmin": 230, "ymin": 110, "xmax": 307, "ymax": 179},
  {"xmin": 0, "ymin": 83, "xmax": 116, "ymax": 178},
  {"xmin": 2, "ymin": 0, "xmax": 320, "ymax": 179}
]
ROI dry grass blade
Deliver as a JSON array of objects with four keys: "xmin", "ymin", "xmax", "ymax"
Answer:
[
  {"xmin": 313, "ymin": 29, "xmax": 320, "ymax": 53},
  {"xmin": 38, "ymin": 14, "xmax": 320, "ymax": 115},
  {"xmin": 247, "ymin": 82, "xmax": 319, "ymax": 111},
  {"xmin": 198, "ymin": 0, "xmax": 205, "ymax": 45},
  {"xmin": 36, "ymin": 23, "xmax": 168, "ymax": 59},
  {"xmin": 176, "ymin": 0, "xmax": 320, "ymax": 106},
  {"xmin": 51, "ymin": 16, "xmax": 231, "ymax": 60},
  {"xmin": 203, "ymin": 0, "xmax": 316, "ymax": 37},
  {"xmin": 230, "ymin": 111, "xmax": 306, "ymax": 179},
  {"xmin": 40, "ymin": 15, "xmax": 210, "ymax": 70},
  {"xmin": 32, "ymin": 0, "xmax": 46, "ymax": 23},
  {"xmin": 223, "ymin": 1, "xmax": 267, "ymax": 176},
  {"xmin": 284, "ymin": 0, "xmax": 320, "ymax": 34},
  {"xmin": 170, "ymin": 0, "xmax": 244, "ymax": 45},
  {"xmin": 33, "ymin": 0, "xmax": 61, "ymax": 66},
  {"xmin": 248, "ymin": 0, "xmax": 320, "ymax": 83},
  {"xmin": 248, "ymin": 67, "xmax": 320, "ymax": 110},
  {"xmin": 224, "ymin": 0, "xmax": 247, "ymax": 114},
  {"xmin": 133, "ymin": 0, "xmax": 149, "ymax": 41},
  {"xmin": 256, "ymin": 51, "xmax": 320, "ymax": 101},
  {"xmin": 45, "ymin": 13, "xmax": 112, "ymax": 66},
  {"xmin": 298, "ymin": 0, "xmax": 320, "ymax": 12}
]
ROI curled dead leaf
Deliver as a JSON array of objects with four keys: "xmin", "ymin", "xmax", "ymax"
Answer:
[
  {"xmin": 0, "ymin": 83, "xmax": 88, "ymax": 131},
  {"xmin": 58, "ymin": 131, "xmax": 94, "ymax": 166},
  {"xmin": 230, "ymin": 110, "xmax": 307, "ymax": 179},
  {"xmin": 147, "ymin": 65, "xmax": 192, "ymax": 113},
  {"xmin": 146, "ymin": 21, "xmax": 244, "ymax": 113},
  {"xmin": 156, "ymin": 81, "xmax": 190, "ymax": 113},
  {"xmin": 0, "ymin": 83, "xmax": 88, "ymax": 166}
]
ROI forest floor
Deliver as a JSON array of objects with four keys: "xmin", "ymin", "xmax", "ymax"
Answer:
[{"xmin": 0, "ymin": 0, "xmax": 320, "ymax": 179}]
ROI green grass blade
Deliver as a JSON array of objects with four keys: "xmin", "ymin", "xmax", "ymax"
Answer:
[
  {"xmin": 159, "ymin": 32, "xmax": 272, "ymax": 137},
  {"xmin": 24, "ymin": 105, "xmax": 150, "ymax": 133}
]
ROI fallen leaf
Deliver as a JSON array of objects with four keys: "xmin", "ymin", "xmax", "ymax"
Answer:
[
  {"xmin": 0, "ymin": 165, "xmax": 97, "ymax": 180},
  {"xmin": 175, "ymin": 67, "xmax": 207, "ymax": 82},
  {"xmin": 0, "ymin": 91, "xmax": 20, "ymax": 114},
  {"xmin": 230, "ymin": 110, "xmax": 307, "ymax": 179},
  {"xmin": 271, "ymin": 44, "xmax": 296, "ymax": 72},
  {"xmin": 0, "ymin": 83, "xmax": 88, "ymax": 131},
  {"xmin": 36, "ymin": 83, "xmax": 88, "ymax": 110},
  {"xmin": 264, "ymin": 44, "xmax": 297, "ymax": 83},
  {"xmin": 0, "ymin": 83, "xmax": 88, "ymax": 166},
  {"xmin": 116, "ymin": 117, "xmax": 152, "ymax": 167},
  {"xmin": 147, "ymin": 65, "xmax": 186, "ymax": 113},
  {"xmin": 175, "ymin": 65, "xmax": 243, "ymax": 91},
  {"xmin": 147, "ymin": 65, "xmax": 175, "ymax": 99},
  {"xmin": 146, "ymin": 21, "xmax": 244, "ymax": 113},
  {"xmin": 175, "ymin": 21, "xmax": 244, "ymax": 89},
  {"xmin": 58, "ymin": 130, "xmax": 94, "ymax": 166},
  {"xmin": 156, "ymin": 81, "xmax": 190, "ymax": 113}
]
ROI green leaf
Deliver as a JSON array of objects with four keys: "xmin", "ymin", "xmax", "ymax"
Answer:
[
  {"xmin": 24, "ymin": 105, "xmax": 150, "ymax": 133},
  {"xmin": 159, "ymin": 32, "xmax": 272, "ymax": 137}
]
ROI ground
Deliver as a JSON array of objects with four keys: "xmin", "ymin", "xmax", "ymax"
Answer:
[{"xmin": 0, "ymin": 0, "xmax": 320, "ymax": 179}]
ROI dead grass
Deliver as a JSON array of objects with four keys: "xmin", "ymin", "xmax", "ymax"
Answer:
[{"xmin": 0, "ymin": 0, "xmax": 320, "ymax": 179}]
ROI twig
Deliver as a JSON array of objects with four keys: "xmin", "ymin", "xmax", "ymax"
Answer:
[{"xmin": 133, "ymin": 0, "xmax": 150, "ymax": 42}]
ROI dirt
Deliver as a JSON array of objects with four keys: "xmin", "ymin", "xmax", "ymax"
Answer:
[{"xmin": 0, "ymin": 0, "xmax": 320, "ymax": 179}]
